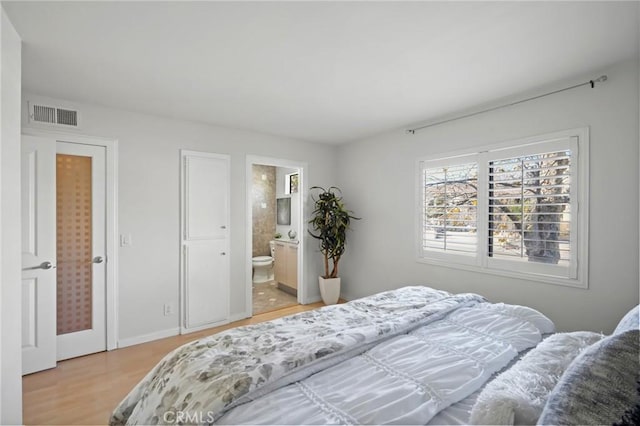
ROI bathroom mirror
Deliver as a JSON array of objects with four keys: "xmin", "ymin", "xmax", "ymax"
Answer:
[{"xmin": 277, "ymin": 197, "xmax": 291, "ymax": 225}]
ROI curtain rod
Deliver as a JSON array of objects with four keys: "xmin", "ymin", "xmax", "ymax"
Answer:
[{"xmin": 405, "ymin": 75, "xmax": 608, "ymax": 134}]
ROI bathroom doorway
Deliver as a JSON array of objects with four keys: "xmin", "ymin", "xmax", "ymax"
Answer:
[{"xmin": 246, "ymin": 156, "xmax": 306, "ymax": 316}]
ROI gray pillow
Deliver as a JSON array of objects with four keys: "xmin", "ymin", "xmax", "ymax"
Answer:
[
  {"xmin": 537, "ymin": 329, "xmax": 639, "ymax": 425},
  {"xmin": 614, "ymin": 305, "xmax": 639, "ymax": 335}
]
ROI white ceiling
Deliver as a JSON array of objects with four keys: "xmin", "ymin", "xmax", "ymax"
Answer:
[{"xmin": 3, "ymin": 1, "xmax": 639, "ymax": 144}]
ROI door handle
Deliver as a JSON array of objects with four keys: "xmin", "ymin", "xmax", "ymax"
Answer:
[
  {"xmin": 41, "ymin": 261, "xmax": 55, "ymax": 270},
  {"xmin": 93, "ymin": 256, "xmax": 104, "ymax": 264},
  {"xmin": 23, "ymin": 261, "xmax": 56, "ymax": 271}
]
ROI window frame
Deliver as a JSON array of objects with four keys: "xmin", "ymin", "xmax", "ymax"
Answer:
[{"xmin": 415, "ymin": 128, "xmax": 589, "ymax": 289}]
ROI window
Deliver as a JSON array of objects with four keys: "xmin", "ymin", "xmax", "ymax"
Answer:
[
  {"xmin": 421, "ymin": 157, "xmax": 478, "ymax": 264},
  {"xmin": 285, "ymin": 172, "xmax": 299, "ymax": 194},
  {"xmin": 417, "ymin": 129, "xmax": 588, "ymax": 287}
]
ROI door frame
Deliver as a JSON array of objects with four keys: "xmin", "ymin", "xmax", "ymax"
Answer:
[
  {"xmin": 22, "ymin": 128, "xmax": 119, "ymax": 350},
  {"xmin": 245, "ymin": 155, "xmax": 308, "ymax": 317}
]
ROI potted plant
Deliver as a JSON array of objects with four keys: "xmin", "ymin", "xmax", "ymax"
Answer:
[{"xmin": 308, "ymin": 186, "xmax": 360, "ymax": 304}]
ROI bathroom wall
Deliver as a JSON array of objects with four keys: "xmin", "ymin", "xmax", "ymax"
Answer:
[
  {"xmin": 276, "ymin": 167, "xmax": 300, "ymax": 240},
  {"xmin": 252, "ymin": 165, "xmax": 276, "ymax": 257}
]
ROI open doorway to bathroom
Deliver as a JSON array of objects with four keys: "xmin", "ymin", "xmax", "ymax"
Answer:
[{"xmin": 247, "ymin": 157, "xmax": 306, "ymax": 316}]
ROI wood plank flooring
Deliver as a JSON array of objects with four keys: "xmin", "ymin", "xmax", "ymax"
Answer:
[{"xmin": 23, "ymin": 302, "xmax": 324, "ymax": 425}]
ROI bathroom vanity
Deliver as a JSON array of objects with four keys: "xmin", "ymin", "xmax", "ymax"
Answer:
[{"xmin": 273, "ymin": 240, "xmax": 298, "ymax": 296}]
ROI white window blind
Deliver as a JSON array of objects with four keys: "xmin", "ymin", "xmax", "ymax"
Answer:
[
  {"xmin": 488, "ymin": 150, "xmax": 571, "ymax": 264},
  {"xmin": 417, "ymin": 129, "xmax": 587, "ymax": 287}
]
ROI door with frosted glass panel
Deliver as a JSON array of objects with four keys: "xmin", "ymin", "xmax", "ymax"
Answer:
[{"xmin": 55, "ymin": 141, "xmax": 106, "ymax": 361}]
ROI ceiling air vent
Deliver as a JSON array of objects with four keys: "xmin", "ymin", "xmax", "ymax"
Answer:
[{"xmin": 28, "ymin": 102, "xmax": 80, "ymax": 128}]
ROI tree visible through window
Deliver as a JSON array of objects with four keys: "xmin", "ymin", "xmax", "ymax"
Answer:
[{"xmin": 489, "ymin": 150, "xmax": 571, "ymax": 266}]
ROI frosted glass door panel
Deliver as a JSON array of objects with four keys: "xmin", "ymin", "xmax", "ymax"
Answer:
[
  {"xmin": 55, "ymin": 141, "xmax": 106, "ymax": 362},
  {"xmin": 56, "ymin": 154, "xmax": 93, "ymax": 335}
]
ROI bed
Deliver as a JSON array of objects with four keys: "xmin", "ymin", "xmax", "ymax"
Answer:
[{"xmin": 110, "ymin": 286, "xmax": 639, "ymax": 425}]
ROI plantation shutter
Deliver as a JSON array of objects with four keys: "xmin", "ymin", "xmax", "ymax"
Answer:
[
  {"xmin": 486, "ymin": 137, "xmax": 578, "ymax": 278},
  {"xmin": 421, "ymin": 157, "xmax": 478, "ymax": 262}
]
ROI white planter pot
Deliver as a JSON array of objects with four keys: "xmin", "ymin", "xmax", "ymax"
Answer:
[{"xmin": 319, "ymin": 276, "xmax": 341, "ymax": 305}]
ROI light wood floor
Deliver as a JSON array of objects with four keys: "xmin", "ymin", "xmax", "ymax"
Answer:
[{"xmin": 23, "ymin": 302, "xmax": 324, "ymax": 425}]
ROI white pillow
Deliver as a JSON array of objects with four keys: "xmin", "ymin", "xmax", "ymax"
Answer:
[{"xmin": 469, "ymin": 331, "xmax": 603, "ymax": 425}]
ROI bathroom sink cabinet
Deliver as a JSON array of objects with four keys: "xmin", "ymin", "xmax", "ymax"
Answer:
[
  {"xmin": 273, "ymin": 242, "xmax": 285, "ymax": 283},
  {"xmin": 274, "ymin": 241, "xmax": 298, "ymax": 295}
]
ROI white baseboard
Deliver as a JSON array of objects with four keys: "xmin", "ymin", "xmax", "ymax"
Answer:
[
  {"xmin": 339, "ymin": 292, "xmax": 354, "ymax": 302},
  {"xmin": 229, "ymin": 311, "xmax": 251, "ymax": 322},
  {"xmin": 117, "ymin": 307, "xmax": 312, "ymax": 349},
  {"xmin": 180, "ymin": 321, "xmax": 226, "ymax": 335},
  {"xmin": 301, "ymin": 295, "xmax": 322, "ymax": 304},
  {"xmin": 118, "ymin": 327, "xmax": 180, "ymax": 348},
  {"xmin": 179, "ymin": 312, "xmax": 251, "ymax": 336}
]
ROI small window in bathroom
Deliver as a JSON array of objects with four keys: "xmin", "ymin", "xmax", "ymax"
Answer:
[{"xmin": 285, "ymin": 173, "xmax": 299, "ymax": 195}]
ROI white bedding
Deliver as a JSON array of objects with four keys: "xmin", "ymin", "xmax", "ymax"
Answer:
[
  {"xmin": 428, "ymin": 387, "xmax": 482, "ymax": 425},
  {"xmin": 218, "ymin": 303, "xmax": 554, "ymax": 425}
]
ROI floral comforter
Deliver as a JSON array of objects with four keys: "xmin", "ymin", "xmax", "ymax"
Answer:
[
  {"xmin": 110, "ymin": 286, "xmax": 485, "ymax": 425},
  {"xmin": 110, "ymin": 287, "xmax": 484, "ymax": 424}
]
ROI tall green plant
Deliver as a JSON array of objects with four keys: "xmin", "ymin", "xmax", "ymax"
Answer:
[{"xmin": 308, "ymin": 186, "xmax": 360, "ymax": 279}]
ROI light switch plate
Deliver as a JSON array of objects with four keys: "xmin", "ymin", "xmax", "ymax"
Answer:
[{"xmin": 120, "ymin": 233, "xmax": 132, "ymax": 247}]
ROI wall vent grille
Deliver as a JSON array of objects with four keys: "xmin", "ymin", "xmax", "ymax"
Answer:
[
  {"xmin": 56, "ymin": 108, "xmax": 78, "ymax": 126},
  {"xmin": 33, "ymin": 104, "xmax": 56, "ymax": 124},
  {"xmin": 29, "ymin": 102, "xmax": 79, "ymax": 128}
]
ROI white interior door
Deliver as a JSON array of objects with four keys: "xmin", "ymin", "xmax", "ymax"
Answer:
[
  {"xmin": 55, "ymin": 141, "xmax": 106, "ymax": 361},
  {"xmin": 21, "ymin": 135, "xmax": 57, "ymax": 375},
  {"xmin": 181, "ymin": 151, "xmax": 230, "ymax": 331},
  {"xmin": 21, "ymin": 136, "xmax": 107, "ymax": 374}
]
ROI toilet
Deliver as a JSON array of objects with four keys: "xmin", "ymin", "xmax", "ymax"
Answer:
[{"xmin": 252, "ymin": 241, "xmax": 275, "ymax": 284}]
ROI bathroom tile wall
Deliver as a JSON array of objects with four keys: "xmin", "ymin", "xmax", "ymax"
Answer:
[{"xmin": 252, "ymin": 165, "xmax": 276, "ymax": 257}]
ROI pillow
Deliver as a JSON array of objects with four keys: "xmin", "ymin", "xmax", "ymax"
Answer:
[
  {"xmin": 614, "ymin": 305, "xmax": 639, "ymax": 335},
  {"xmin": 537, "ymin": 329, "xmax": 640, "ymax": 426},
  {"xmin": 469, "ymin": 331, "xmax": 603, "ymax": 425}
]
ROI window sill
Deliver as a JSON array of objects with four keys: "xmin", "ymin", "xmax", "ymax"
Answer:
[{"xmin": 416, "ymin": 256, "xmax": 588, "ymax": 289}]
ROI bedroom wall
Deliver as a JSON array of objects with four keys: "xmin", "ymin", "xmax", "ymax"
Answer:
[
  {"xmin": 21, "ymin": 93, "xmax": 337, "ymax": 345},
  {"xmin": 0, "ymin": 6, "xmax": 22, "ymax": 423},
  {"xmin": 337, "ymin": 58, "xmax": 640, "ymax": 334}
]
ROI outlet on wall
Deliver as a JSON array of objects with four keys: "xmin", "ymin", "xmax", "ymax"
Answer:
[{"xmin": 163, "ymin": 303, "xmax": 173, "ymax": 316}]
